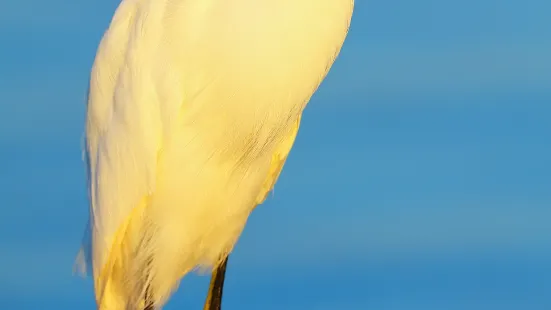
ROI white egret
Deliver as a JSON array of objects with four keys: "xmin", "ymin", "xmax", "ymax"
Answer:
[{"xmin": 76, "ymin": 0, "xmax": 354, "ymax": 309}]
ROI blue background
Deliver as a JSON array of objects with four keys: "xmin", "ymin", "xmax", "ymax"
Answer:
[{"xmin": 1, "ymin": 0, "xmax": 550, "ymax": 309}]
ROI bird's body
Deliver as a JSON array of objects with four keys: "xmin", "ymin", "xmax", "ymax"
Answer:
[{"xmin": 77, "ymin": 0, "xmax": 353, "ymax": 308}]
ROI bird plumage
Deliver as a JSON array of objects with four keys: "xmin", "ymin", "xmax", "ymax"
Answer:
[{"xmin": 76, "ymin": 0, "xmax": 353, "ymax": 308}]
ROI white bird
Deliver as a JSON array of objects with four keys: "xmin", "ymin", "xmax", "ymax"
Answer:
[{"xmin": 76, "ymin": 0, "xmax": 354, "ymax": 309}]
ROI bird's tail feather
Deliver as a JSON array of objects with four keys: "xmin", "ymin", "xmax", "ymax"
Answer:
[
  {"xmin": 99, "ymin": 196, "xmax": 153, "ymax": 310},
  {"xmin": 75, "ymin": 196, "xmax": 160, "ymax": 310}
]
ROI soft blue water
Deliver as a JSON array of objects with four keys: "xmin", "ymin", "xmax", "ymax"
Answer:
[{"xmin": 1, "ymin": 0, "xmax": 550, "ymax": 309}]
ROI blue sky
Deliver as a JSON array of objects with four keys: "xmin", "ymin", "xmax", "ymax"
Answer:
[{"xmin": 0, "ymin": 0, "xmax": 550, "ymax": 309}]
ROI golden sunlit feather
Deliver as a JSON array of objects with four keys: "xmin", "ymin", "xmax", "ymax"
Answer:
[{"xmin": 77, "ymin": 0, "xmax": 353, "ymax": 308}]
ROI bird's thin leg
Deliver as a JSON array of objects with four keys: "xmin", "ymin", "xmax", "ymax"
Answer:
[{"xmin": 203, "ymin": 255, "xmax": 230, "ymax": 310}]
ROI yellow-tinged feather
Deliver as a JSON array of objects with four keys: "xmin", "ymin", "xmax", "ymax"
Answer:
[
  {"xmin": 77, "ymin": 0, "xmax": 354, "ymax": 308},
  {"xmin": 255, "ymin": 115, "xmax": 301, "ymax": 205}
]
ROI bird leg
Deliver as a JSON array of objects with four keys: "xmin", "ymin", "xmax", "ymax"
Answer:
[{"xmin": 203, "ymin": 255, "xmax": 230, "ymax": 310}]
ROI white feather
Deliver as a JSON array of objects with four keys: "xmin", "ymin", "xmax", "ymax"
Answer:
[{"xmin": 77, "ymin": 0, "xmax": 354, "ymax": 308}]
